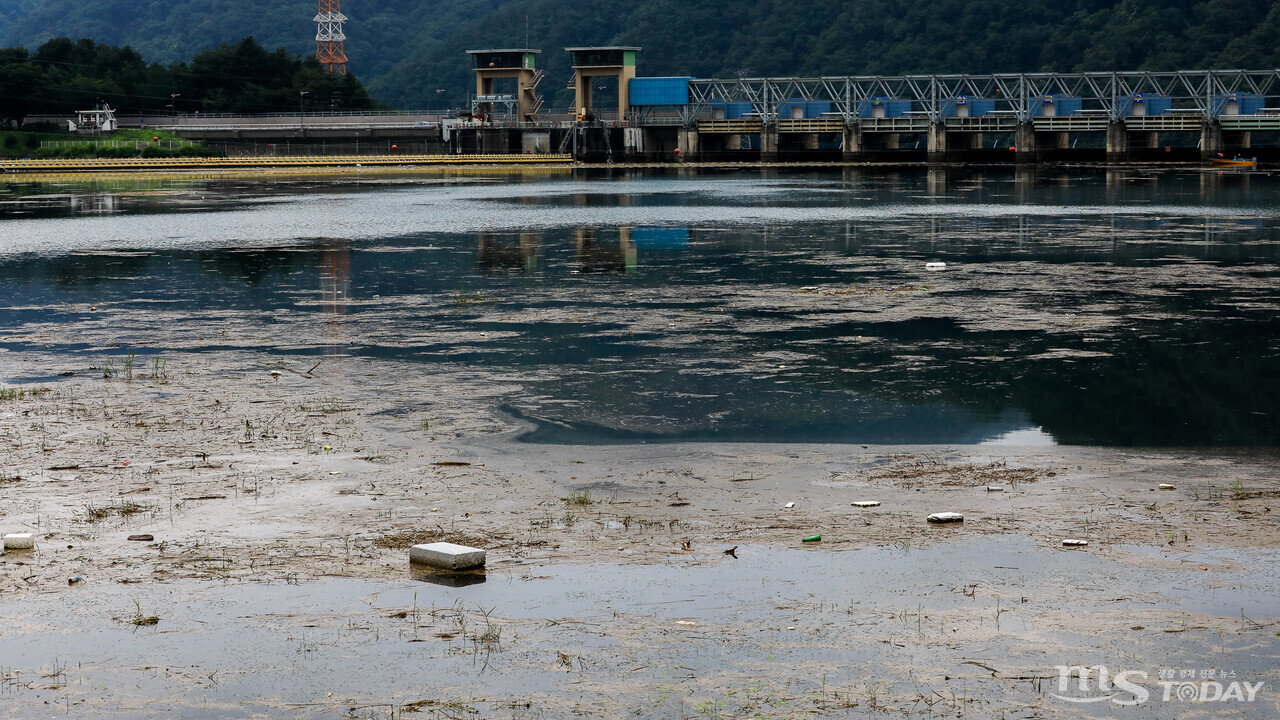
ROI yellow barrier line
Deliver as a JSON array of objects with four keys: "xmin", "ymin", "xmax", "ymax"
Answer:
[{"xmin": 0, "ymin": 153, "xmax": 575, "ymax": 172}]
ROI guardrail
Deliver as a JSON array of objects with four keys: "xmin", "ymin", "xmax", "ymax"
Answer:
[{"xmin": 0, "ymin": 153, "xmax": 575, "ymax": 173}]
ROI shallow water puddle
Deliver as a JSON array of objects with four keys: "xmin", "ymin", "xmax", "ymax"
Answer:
[{"xmin": 3, "ymin": 536, "xmax": 1277, "ymax": 718}]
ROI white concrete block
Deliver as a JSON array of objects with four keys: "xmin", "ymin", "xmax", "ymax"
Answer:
[
  {"xmin": 926, "ymin": 512, "xmax": 964, "ymax": 524},
  {"xmin": 851, "ymin": 501, "xmax": 880, "ymax": 507},
  {"xmin": 4, "ymin": 533, "xmax": 35, "ymax": 550},
  {"xmin": 409, "ymin": 542, "xmax": 485, "ymax": 570}
]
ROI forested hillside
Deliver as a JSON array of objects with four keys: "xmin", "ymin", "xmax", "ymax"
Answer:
[
  {"xmin": 0, "ymin": 37, "xmax": 375, "ymax": 124},
  {"xmin": 5, "ymin": 0, "xmax": 1280, "ymax": 111}
]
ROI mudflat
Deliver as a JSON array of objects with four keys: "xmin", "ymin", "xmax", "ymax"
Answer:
[{"xmin": 2, "ymin": 348, "xmax": 1278, "ymax": 718}]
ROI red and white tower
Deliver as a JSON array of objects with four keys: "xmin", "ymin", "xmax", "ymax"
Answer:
[{"xmin": 315, "ymin": 0, "xmax": 348, "ymax": 75}]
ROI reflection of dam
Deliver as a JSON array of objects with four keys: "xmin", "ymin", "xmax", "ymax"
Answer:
[
  {"xmin": 575, "ymin": 228, "xmax": 635, "ymax": 273},
  {"xmin": 320, "ymin": 238, "xmax": 350, "ymax": 351},
  {"xmin": 477, "ymin": 232, "xmax": 540, "ymax": 274}
]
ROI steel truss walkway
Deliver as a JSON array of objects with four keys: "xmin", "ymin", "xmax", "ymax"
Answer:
[{"xmin": 688, "ymin": 70, "xmax": 1280, "ymax": 125}]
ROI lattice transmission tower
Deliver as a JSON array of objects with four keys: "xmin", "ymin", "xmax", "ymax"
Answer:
[{"xmin": 314, "ymin": 0, "xmax": 348, "ymax": 75}]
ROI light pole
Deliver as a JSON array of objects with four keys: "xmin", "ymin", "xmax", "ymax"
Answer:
[
  {"xmin": 170, "ymin": 93, "xmax": 180, "ymax": 119},
  {"xmin": 299, "ymin": 91, "xmax": 309, "ymax": 130}
]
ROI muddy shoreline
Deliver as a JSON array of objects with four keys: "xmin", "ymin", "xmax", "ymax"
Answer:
[{"xmin": 3, "ymin": 348, "xmax": 1279, "ymax": 718}]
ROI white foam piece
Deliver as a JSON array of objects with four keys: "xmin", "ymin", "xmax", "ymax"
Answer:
[
  {"xmin": 925, "ymin": 262, "xmax": 947, "ymax": 271},
  {"xmin": 1158, "ymin": 483, "xmax": 1175, "ymax": 490},
  {"xmin": 784, "ymin": 502, "xmax": 795, "ymax": 508},
  {"xmin": 926, "ymin": 512, "xmax": 964, "ymax": 524},
  {"xmin": 4, "ymin": 533, "xmax": 35, "ymax": 550},
  {"xmin": 409, "ymin": 542, "xmax": 486, "ymax": 570},
  {"xmin": 1063, "ymin": 539, "xmax": 1089, "ymax": 546},
  {"xmin": 851, "ymin": 501, "xmax": 880, "ymax": 507}
]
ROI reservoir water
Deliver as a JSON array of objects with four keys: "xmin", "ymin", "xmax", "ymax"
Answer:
[{"xmin": 1, "ymin": 166, "xmax": 1277, "ymax": 446}]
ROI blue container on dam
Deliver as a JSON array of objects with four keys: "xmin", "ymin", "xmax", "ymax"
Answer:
[
  {"xmin": 857, "ymin": 98, "xmax": 911, "ymax": 118},
  {"xmin": 1126, "ymin": 93, "xmax": 1172, "ymax": 116},
  {"xmin": 1214, "ymin": 93, "xmax": 1265, "ymax": 116},
  {"xmin": 1031, "ymin": 95, "xmax": 1082, "ymax": 117},
  {"xmin": 941, "ymin": 96, "xmax": 996, "ymax": 118},
  {"xmin": 778, "ymin": 99, "xmax": 832, "ymax": 119},
  {"xmin": 709, "ymin": 101, "xmax": 755, "ymax": 119},
  {"xmin": 629, "ymin": 77, "xmax": 693, "ymax": 106}
]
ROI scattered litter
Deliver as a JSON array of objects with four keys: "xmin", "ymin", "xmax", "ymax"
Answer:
[
  {"xmin": 434, "ymin": 461, "xmax": 471, "ymax": 467},
  {"xmin": 1158, "ymin": 483, "xmax": 1175, "ymax": 490},
  {"xmin": 802, "ymin": 535, "xmax": 821, "ymax": 543},
  {"xmin": 851, "ymin": 501, "xmax": 880, "ymax": 508},
  {"xmin": 784, "ymin": 502, "xmax": 795, "ymax": 509},
  {"xmin": 329, "ymin": 471, "xmax": 342, "ymax": 476},
  {"xmin": 724, "ymin": 546, "xmax": 738, "ymax": 558},
  {"xmin": 430, "ymin": 507, "xmax": 440, "ymax": 513},
  {"xmin": 3, "ymin": 533, "xmax": 34, "ymax": 550},
  {"xmin": 127, "ymin": 534, "xmax": 154, "ymax": 542},
  {"xmin": 409, "ymin": 542, "xmax": 486, "ymax": 571},
  {"xmin": 927, "ymin": 512, "xmax": 964, "ymax": 524},
  {"xmin": 323, "ymin": 445, "xmax": 331, "ymax": 451},
  {"xmin": 270, "ymin": 370, "xmax": 283, "ymax": 379},
  {"xmin": 68, "ymin": 576, "xmax": 81, "ymax": 585},
  {"xmin": 1062, "ymin": 539, "xmax": 1089, "ymax": 547},
  {"xmin": 925, "ymin": 262, "xmax": 947, "ymax": 271},
  {"xmin": 674, "ymin": 620, "xmax": 696, "ymax": 626},
  {"xmin": 986, "ymin": 486, "xmax": 1004, "ymax": 492},
  {"xmin": 799, "ymin": 286, "xmax": 819, "ymax": 291}
]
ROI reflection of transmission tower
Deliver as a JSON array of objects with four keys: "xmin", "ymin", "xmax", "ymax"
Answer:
[{"xmin": 314, "ymin": 0, "xmax": 347, "ymax": 75}]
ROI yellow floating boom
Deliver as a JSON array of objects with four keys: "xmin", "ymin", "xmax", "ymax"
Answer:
[{"xmin": 0, "ymin": 153, "xmax": 574, "ymax": 173}]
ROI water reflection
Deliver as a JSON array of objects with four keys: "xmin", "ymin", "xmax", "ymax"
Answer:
[
  {"xmin": 478, "ymin": 232, "xmax": 539, "ymax": 274},
  {"xmin": 0, "ymin": 168, "xmax": 1277, "ymax": 446}
]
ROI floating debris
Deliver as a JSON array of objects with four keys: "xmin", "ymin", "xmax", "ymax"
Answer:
[
  {"xmin": 1062, "ymin": 539, "xmax": 1089, "ymax": 547},
  {"xmin": 851, "ymin": 501, "xmax": 881, "ymax": 507},
  {"xmin": 926, "ymin": 512, "xmax": 964, "ymax": 524},
  {"xmin": 3, "ymin": 533, "xmax": 34, "ymax": 550},
  {"xmin": 409, "ymin": 542, "xmax": 486, "ymax": 571}
]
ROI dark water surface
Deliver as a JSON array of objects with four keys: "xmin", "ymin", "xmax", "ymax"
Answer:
[{"xmin": 1, "ymin": 167, "xmax": 1277, "ymax": 446}]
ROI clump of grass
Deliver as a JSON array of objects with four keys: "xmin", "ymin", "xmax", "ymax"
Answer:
[
  {"xmin": 372, "ymin": 529, "xmax": 488, "ymax": 550},
  {"xmin": 128, "ymin": 599, "xmax": 159, "ymax": 626},
  {"xmin": 566, "ymin": 490, "xmax": 592, "ymax": 506},
  {"xmin": 452, "ymin": 288, "xmax": 493, "ymax": 305},
  {"xmin": 0, "ymin": 387, "xmax": 52, "ymax": 401},
  {"xmin": 82, "ymin": 498, "xmax": 155, "ymax": 522},
  {"xmin": 123, "ymin": 350, "xmax": 137, "ymax": 381}
]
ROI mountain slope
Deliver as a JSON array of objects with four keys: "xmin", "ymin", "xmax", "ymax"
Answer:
[{"xmin": 6, "ymin": 0, "xmax": 1280, "ymax": 110}]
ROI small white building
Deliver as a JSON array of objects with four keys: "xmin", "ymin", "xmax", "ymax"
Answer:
[{"xmin": 69, "ymin": 104, "xmax": 118, "ymax": 133}]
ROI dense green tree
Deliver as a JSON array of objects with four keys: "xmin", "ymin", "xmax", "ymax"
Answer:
[{"xmin": 0, "ymin": 35, "xmax": 376, "ymax": 124}]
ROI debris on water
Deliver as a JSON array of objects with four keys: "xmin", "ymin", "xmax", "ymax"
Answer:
[
  {"xmin": 927, "ymin": 512, "xmax": 964, "ymax": 524},
  {"xmin": 1159, "ymin": 483, "xmax": 1175, "ymax": 490},
  {"xmin": 3, "ymin": 533, "xmax": 34, "ymax": 550},
  {"xmin": 925, "ymin": 262, "xmax": 947, "ymax": 271},
  {"xmin": 784, "ymin": 502, "xmax": 795, "ymax": 509},
  {"xmin": 1062, "ymin": 539, "xmax": 1088, "ymax": 547},
  {"xmin": 851, "ymin": 501, "xmax": 880, "ymax": 507},
  {"xmin": 409, "ymin": 542, "xmax": 486, "ymax": 570},
  {"xmin": 802, "ymin": 535, "xmax": 821, "ymax": 543},
  {"xmin": 127, "ymin": 534, "xmax": 154, "ymax": 542}
]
